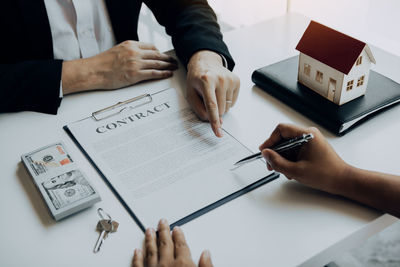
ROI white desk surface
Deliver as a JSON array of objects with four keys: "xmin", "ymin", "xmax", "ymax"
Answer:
[{"xmin": 1, "ymin": 13, "xmax": 399, "ymax": 267}]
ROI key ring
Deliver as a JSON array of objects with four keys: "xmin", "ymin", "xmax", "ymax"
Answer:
[{"xmin": 97, "ymin": 208, "xmax": 112, "ymax": 221}]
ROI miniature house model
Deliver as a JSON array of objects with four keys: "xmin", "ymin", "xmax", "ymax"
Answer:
[{"xmin": 296, "ymin": 21, "xmax": 376, "ymax": 105}]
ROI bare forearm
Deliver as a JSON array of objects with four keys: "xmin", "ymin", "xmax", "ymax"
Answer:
[
  {"xmin": 61, "ymin": 59, "xmax": 100, "ymax": 94},
  {"xmin": 61, "ymin": 41, "xmax": 177, "ymax": 95},
  {"xmin": 339, "ymin": 165, "xmax": 400, "ymax": 217}
]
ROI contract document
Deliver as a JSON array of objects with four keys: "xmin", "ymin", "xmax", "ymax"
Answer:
[{"xmin": 65, "ymin": 88, "xmax": 278, "ymax": 230}]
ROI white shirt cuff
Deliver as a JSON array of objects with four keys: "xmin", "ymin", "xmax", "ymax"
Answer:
[
  {"xmin": 219, "ymin": 53, "xmax": 228, "ymax": 69},
  {"xmin": 59, "ymin": 80, "xmax": 63, "ymax": 98}
]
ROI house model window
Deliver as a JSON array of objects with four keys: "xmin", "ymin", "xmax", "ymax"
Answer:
[
  {"xmin": 316, "ymin": 71, "xmax": 323, "ymax": 83},
  {"xmin": 347, "ymin": 80, "xmax": 354, "ymax": 91},
  {"xmin": 304, "ymin": 63, "xmax": 311, "ymax": 76},
  {"xmin": 356, "ymin": 56, "xmax": 363, "ymax": 66},
  {"xmin": 357, "ymin": 75, "xmax": 365, "ymax": 87}
]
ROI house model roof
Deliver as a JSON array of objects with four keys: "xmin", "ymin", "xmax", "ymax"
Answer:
[{"xmin": 296, "ymin": 21, "xmax": 376, "ymax": 75}]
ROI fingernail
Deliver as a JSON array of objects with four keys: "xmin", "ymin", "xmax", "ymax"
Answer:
[
  {"xmin": 134, "ymin": 249, "xmax": 141, "ymax": 256},
  {"xmin": 173, "ymin": 226, "xmax": 181, "ymax": 233},
  {"xmin": 267, "ymin": 163, "xmax": 272, "ymax": 171},
  {"xmin": 262, "ymin": 149, "xmax": 269, "ymax": 159},
  {"xmin": 217, "ymin": 127, "xmax": 223, "ymax": 137},
  {"xmin": 263, "ymin": 151, "xmax": 273, "ymax": 167},
  {"xmin": 146, "ymin": 228, "xmax": 154, "ymax": 237},
  {"xmin": 159, "ymin": 218, "xmax": 168, "ymax": 228},
  {"xmin": 202, "ymin": 250, "xmax": 211, "ymax": 259}
]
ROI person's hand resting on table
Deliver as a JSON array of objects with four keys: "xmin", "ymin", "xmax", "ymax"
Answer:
[
  {"xmin": 259, "ymin": 123, "xmax": 400, "ymax": 218},
  {"xmin": 132, "ymin": 219, "xmax": 213, "ymax": 267},
  {"xmin": 62, "ymin": 41, "xmax": 178, "ymax": 94}
]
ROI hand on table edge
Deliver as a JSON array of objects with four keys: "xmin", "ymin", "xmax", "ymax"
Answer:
[{"xmin": 132, "ymin": 219, "xmax": 213, "ymax": 267}]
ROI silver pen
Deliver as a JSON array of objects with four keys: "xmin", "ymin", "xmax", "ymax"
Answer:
[{"xmin": 233, "ymin": 133, "xmax": 314, "ymax": 167}]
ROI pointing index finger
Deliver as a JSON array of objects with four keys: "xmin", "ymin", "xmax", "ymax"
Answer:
[{"xmin": 202, "ymin": 84, "xmax": 222, "ymax": 137}]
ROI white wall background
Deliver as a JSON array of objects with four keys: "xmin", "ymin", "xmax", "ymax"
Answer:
[
  {"xmin": 288, "ymin": 0, "xmax": 400, "ymax": 57},
  {"xmin": 208, "ymin": 0, "xmax": 287, "ymax": 28},
  {"xmin": 137, "ymin": 0, "xmax": 400, "ymax": 57}
]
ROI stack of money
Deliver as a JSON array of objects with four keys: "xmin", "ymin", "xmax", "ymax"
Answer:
[{"xmin": 21, "ymin": 142, "xmax": 101, "ymax": 221}]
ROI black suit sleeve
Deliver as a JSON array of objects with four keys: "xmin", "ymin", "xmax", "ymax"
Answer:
[
  {"xmin": 0, "ymin": 60, "xmax": 63, "ymax": 114},
  {"xmin": 0, "ymin": 1, "xmax": 63, "ymax": 114},
  {"xmin": 143, "ymin": 0, "xmax": 235, "ymax": 70}
]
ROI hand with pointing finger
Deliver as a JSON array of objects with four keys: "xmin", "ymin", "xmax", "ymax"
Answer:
[
  {"xmin": 186, "ymin": 50, "xmax": 240, "ymax": 137},
  {"xmin": 132, "ymin": 219, "xmax": 213, "ymax": 267}
]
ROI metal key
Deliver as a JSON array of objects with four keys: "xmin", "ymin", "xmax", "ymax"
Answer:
[
  {"xmin": 94, "ymin": 219, "xmax": 112, "ymax": 253},
  {"xmin": 109, "ymin": 220, "xmax": 119, "ymax": 233},
  {"xmin": 93, "ymin": 208, "xmax": 119, "ymax": 253}
]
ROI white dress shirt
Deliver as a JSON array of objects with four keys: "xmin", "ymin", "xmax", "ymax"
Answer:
[
  {"xmin": 43, "ymin": 0, "xmax": 227, "ymax": 97},
  {"xmin": 43, "ymin": 0, "xmax": 116, "ymax": 96}
]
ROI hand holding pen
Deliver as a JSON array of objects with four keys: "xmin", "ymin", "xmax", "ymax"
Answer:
[{"xmin": 258, "ymin": 124, "xmax": 347, "ymax": 194}]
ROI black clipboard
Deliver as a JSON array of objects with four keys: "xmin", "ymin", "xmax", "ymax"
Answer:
[{"xmin": 64, "ymin": 88, "xmax": 279, "ymax": 232}]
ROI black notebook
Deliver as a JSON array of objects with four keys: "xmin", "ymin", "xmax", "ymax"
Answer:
[{"xmin": 252, "ymin": 56, "xmax": 400, "ymax": 135}]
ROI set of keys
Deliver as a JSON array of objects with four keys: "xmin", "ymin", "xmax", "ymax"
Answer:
[{"xmin": 94, "ymin": 208, "xmax": 119, "ymax": 253}]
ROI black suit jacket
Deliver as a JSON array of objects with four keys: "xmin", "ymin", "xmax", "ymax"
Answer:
[{"xmin": 0, "ymin": 0, "xmax": 234, "ymax": 114}]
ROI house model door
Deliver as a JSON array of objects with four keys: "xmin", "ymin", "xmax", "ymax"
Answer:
[{"xmin": 327, "ymin": 78, "xmax": 337, "ymax": 101}]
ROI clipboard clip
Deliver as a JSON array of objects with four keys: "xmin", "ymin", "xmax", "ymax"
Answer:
[{"xmin": 91, "ymin": 94, "xmax": 153, "ymax": 121}]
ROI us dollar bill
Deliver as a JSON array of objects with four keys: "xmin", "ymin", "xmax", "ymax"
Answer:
[
  {"xmin": 24, "ymin": 142, "xmax": 73, "ymax": 176},
  {"xmin": 22, "ymin": 142, "xmax": 101, "ymax": 220},
  {"xmin": 42, "ymin": 169, "xmax": 96, "ymax": 210}
]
